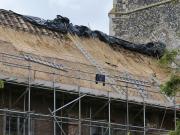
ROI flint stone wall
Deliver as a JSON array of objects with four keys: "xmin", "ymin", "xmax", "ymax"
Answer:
[{"xmin": 109, "ymin": 0, "xmax": 180, "ymax": 49}]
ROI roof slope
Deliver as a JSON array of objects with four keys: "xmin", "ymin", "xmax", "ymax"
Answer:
[
  {"xmin": 0, "ymin": 9, "xmax": 177, "ymax": 107},
  {"xmin": 1, "ymin": 9, "xmax": 166, "ymax": 57}
]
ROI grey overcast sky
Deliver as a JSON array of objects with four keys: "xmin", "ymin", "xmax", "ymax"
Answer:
[{"xmin": 0, "ymin": 0, "xmax": 113, "ymax": 33}]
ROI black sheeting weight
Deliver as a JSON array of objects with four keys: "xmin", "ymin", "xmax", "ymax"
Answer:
[{"xmin": 22, "ymin": 15, "xmax": 166, "ymax": 57}]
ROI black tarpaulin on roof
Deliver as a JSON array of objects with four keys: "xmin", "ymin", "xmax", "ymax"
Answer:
[{"xmin": 22, "ymin": 14, "xmax": 166, "ymax": 57}]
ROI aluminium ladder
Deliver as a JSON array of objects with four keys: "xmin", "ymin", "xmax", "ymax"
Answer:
[
  {"xmin": 68, "ymin": 33, "xmax": 126, "ymax": 97},
  {"xmin": 125, "ymin": 73, "xmax": 147, "ymax": 98}
]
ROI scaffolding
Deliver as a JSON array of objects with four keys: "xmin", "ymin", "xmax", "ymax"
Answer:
[{"xmin": 0, "ymin": 52, "xmax": 179, "ymax": 135}]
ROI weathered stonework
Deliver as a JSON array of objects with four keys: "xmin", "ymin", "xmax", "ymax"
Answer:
[{"xmin": 109, "ymin": 0, "xmax": 180, "ymax": 49}]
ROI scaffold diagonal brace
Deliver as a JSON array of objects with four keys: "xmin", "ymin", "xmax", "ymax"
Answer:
[
  {"xmin": 52, "ymin": 94, "xmax": 87, "ymax": 114},
  {"xmin": 49, "ymin": 108, "xmax": 66, "ymax": 135}
]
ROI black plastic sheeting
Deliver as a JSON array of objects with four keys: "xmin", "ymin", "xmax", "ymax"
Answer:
[{"xmin": 22, "ymin": 15, "xmax": 166, "ymax": 57}]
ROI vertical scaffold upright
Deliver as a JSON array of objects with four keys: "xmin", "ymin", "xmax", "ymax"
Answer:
[
  {"xmin": 108, "ymin": 92, "xmax": 111, "ymax": 135},
  {"xmin": 53, "ymin": 59, "xmax": 57, "ymax": 135},
  {"xmin": 28, "ymin": 60, "xmax": 31, "ymax": 135}
]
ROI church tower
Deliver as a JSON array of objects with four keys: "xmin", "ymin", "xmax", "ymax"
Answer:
[{"xmin": 109, "ymin": 0, "xmax": 180, "ymax": 48}]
